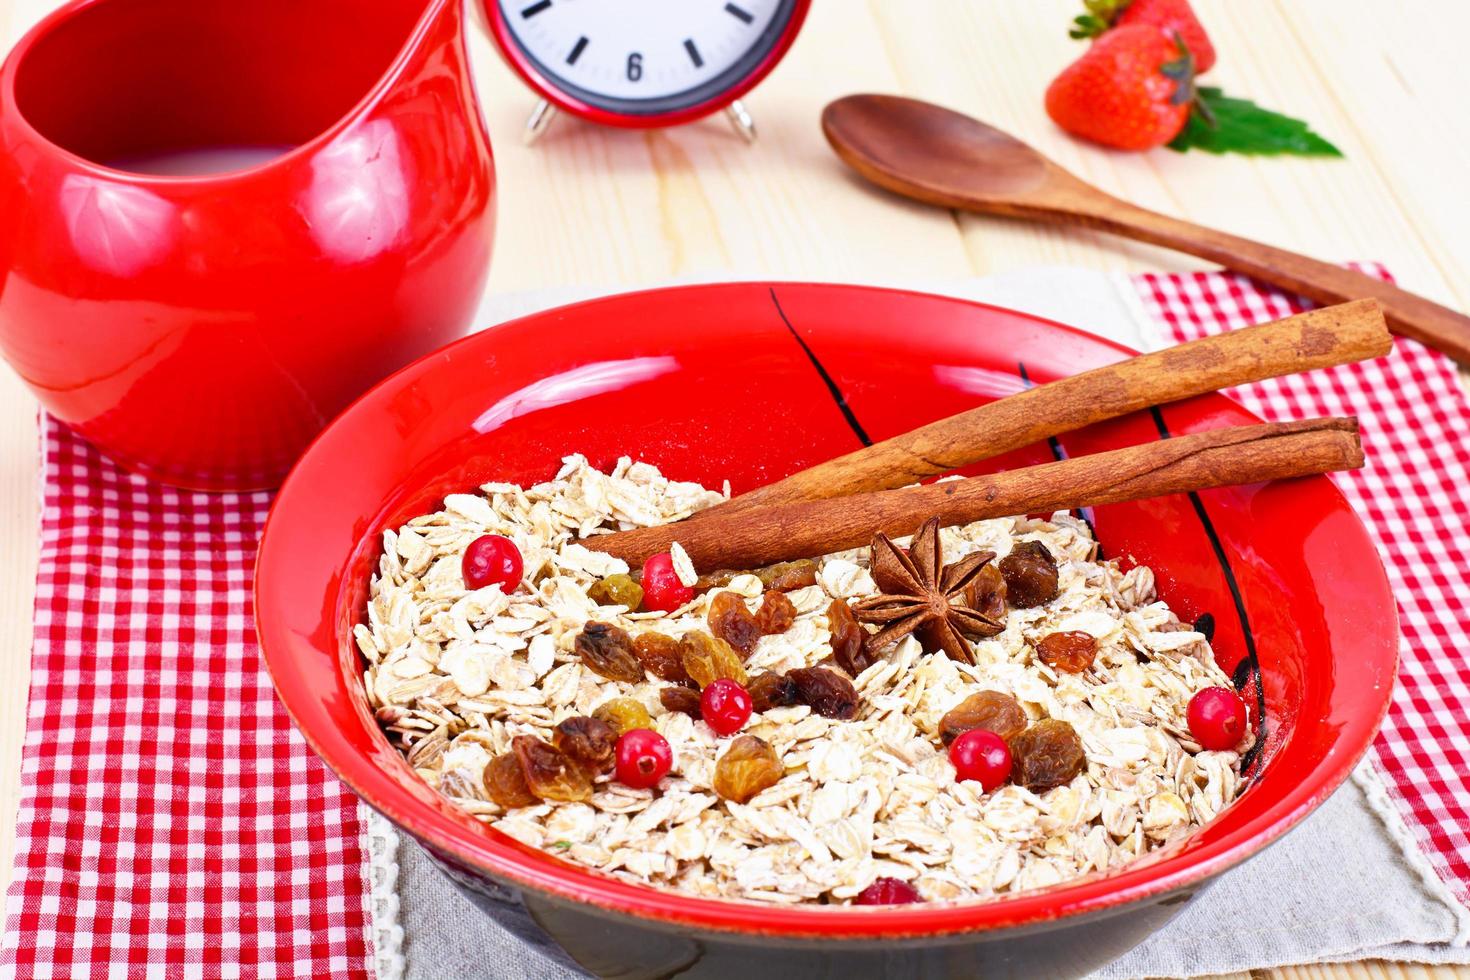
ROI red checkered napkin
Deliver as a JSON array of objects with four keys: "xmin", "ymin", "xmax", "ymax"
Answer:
[
  {"xmin": 3, "ymin": 268, "xmax": 1468, "ymax": 979},
  {"xmin": 0, "ymin": 433, "xmax": 370, "ymax": 978}
]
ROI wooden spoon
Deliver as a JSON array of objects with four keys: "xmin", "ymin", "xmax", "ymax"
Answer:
[{"xmin": 822, "ymin": 93, "xmax": 1470, "ymax": 365}]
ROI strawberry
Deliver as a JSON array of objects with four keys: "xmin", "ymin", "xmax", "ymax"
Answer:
[
  {"xmin": 1071, "ymin": 0, "xmax": 1216, "ymax": 73},
  {"xmin": 1045, "ymin": 25, "xmax": 1198, "ymax": 151}
]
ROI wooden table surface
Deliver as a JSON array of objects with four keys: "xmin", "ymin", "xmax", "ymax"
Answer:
[{"xmin": 1, "ymin": 1, "xmax": 1465, "ymax": 977}]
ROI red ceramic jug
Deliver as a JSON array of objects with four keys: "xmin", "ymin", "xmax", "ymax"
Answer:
[{"xmin": 0, "ymin": 0, "xmax": 496, "ymax": 490}]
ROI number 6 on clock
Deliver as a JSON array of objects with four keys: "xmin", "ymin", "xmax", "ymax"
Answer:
[{"xmin": 486, "ymin": 0, "xmax": 811, "ymax": 143}]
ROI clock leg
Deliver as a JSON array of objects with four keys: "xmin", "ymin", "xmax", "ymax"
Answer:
[
  {"xmin": 725, "ymin": 100, "xmax": 757, "ymax": 144},
  {"xmin": 523, "ymin": 99, "xmax": 557, "ymax": 146}
]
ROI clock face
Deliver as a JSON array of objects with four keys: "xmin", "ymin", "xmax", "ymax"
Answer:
[{"xmin": 494, "ymin": 0, "xmax": 801, "ymax": 117}]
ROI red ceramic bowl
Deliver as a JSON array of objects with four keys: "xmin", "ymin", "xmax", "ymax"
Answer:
[
  {"xmin": 257, "ymin": 283, "xmax": 1397, "ymax": 978},
  {"xmin": 0, "ymin": 0, "xmax": 494, "ymax": 491}
]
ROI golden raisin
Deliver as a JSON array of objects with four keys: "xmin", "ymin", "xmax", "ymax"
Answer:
[
  {"xmin": 747, "ymin": 671, "xmax": 800, "ymax": 713},
  {"xmin": 998, "ymin": 541, "xmax": 1059, "ymax": 608},
  {"xmin": 707, "ymin": 591, "xmax": 762, "ymax": 657},
  {"xmin": 938, "ymin": 690, "xmax": 1028, "ymax": 746},
  {"xmin": 589, "ymin": 573, "xmax": 643, "ymax": 611},
  {"xmin": 1009, "ymin": 719, "xmax": 1087, "ymax": 792},
  {"xmin": 696, "ymin": 560, "xmax": 818, "ymax": 593},
  {"xmin": 789, "ymin": 666, "xmax": 859, "ymax": 719},
  {"xmin": 483, "ymin": 753, "xmax": 538, "ymax": 809},
  {"xmin": 659, "ymin": 686, "xmax": 702, "ymax": 718},
  {"xmin": 680, "ymin": 630, "xmax": 748, "ymax": 688},
  {"xmin": 633, "ymin": 632, "xmax": 689, "ymax": 683},
  {"xmin": 755, "ymin": 592, "xmax": 797, "ymax": 635},
  {"xmin": 694, "ymin": 568, "xmax": 740, "ymax": 592},
  {"xmin": 712, "ymin": 735, "xmax": 784, "ymax": 803},
  {"xmin": 593, "ymin": 697, "xmax": 653, "ymax": 736},
  {"xmin": 1036, "ymin": 631, "xmax": 1098, "ymax": 673},
  {"xmin": 827, "ymin": 598, "xmax": 874, "ymax": 677},
  {"xmin": 552, "ymin": 715, "xmax": 617, "ymax": 776},
  {"xmin": 512, "ymin": 735, "xmax": 593, "ymax": 802},
  {"xmin": 759, "ymin": 560, "xmax": 819, "ymax": 592},
  {"xmin": 574, "ymin": 621, "xmax": 645, "ymax": 682}
]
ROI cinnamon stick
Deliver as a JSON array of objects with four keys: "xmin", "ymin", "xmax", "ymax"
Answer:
[
  {"xmin": 589, "ymin": 418, "xmax": 1362, "ymax": 571},
  {"xmin": 700, "ymin": 300, "xmax": 1387, "ymax": 518}
]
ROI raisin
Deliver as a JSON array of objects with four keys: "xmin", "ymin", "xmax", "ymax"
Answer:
[
  {"xmin": 574, "ymin": 621, "xmax": 644, "ymax": 682},
  {"xmin": 512, "ymin": 735, "xmax": 593, "ymax": 802},
  {"xmin": 964, "ymin": 564, "xmax": 1008, "ymax": 624},
  {"xmin": 827, "ymin": 598, "xmax": 875, "ymax": 676},
  {"xmin": 694, "ymin": 568, "xmax": 740, "ymax": 592},
  {"xmin": 593, "ymin": 698, "xmax": 653, "ymax": 736},
  {"xmin": 755, "ymin": 592, "xmax": 797, "ymax": 635},
  {"xmin": 998, "ymin": 541, "xmax": 1059, "ymax": 608},
  {"xmin": 938, "ymin": 690, "xmax": 1028, "ymax": 746},
  {"xmin": 695, "ymin": 560, "xmax": 817, "ymax": 593},
  {"xmin": 589, "ymin": 573, "xmax": 643, "ymax": 611},
  {"xmin": 660, "ymin": 686, "xmax": 703, "ymax": 718},
  {"xmin": 1036, "ymin": 631, "xmax": 1098, "ymax": 673},
  {"xmin": 633, "ymin": 632, "xmax": 689, "ymax": 683},
  {"xmin": 747, "ymin": 671, "xmax": 800, "ymax": 713},
  {"xmin": 758, "ymin": 560, "xmax": 818, "ymax": 592},
  {"xmin": 1008, "ymin": 719, "xmax": 1086, "ymax": 792},
  {"xmin": 708, "ymin": 591, "xmax": 762, "ymax": 657},
  {"xmin": 712, "ymin": 735, "xmax": 784, "ymax": 803},
  {"xmin": 552, "ymin": 715, "xmax": 617, "ymax": 776},
  {"xmin": 483, "ymin": 753, "xmax": 538, "ymax": 809},
  {"xmin": 789, "ymin": 667, "xmax": 859, "ymax": 719},
  {"xmin": 680, "ymin": 630, "xmax": 748, "ymax": 688}
]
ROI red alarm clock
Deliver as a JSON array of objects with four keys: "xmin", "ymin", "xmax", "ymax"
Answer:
[{"xmin": 485, "ymin": 0, "xmax": 811, "ymax": 143}]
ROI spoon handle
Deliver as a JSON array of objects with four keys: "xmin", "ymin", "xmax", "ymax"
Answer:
[{"xmin": 1072, "ymin": 194, "xmax": 1470, "ymax": 364}]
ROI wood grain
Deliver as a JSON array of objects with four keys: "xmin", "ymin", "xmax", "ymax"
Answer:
[
  {"xmin": 0, "ymin": 1, "xmax": 1465, "ymax": 977},
  {"xmin": 821, "ymin": 95, "xmax": 1470, "ymax": 363},
  {"xmin": 0, "ymin": 0, "xmax": 39, "ymax": 924},
  {"xmin": 1073, "ymin": 193, "xmax": 1470, "ymax": 363}
]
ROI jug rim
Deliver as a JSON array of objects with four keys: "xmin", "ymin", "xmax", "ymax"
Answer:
[{"xmin": 0, "ymin": 0, "xmax": 462, "ymax": 186}]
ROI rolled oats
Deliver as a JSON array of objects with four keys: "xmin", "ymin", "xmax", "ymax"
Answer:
[{"xmin": 365, "ymin": 456, "xmax": 1248, "ymax": 905}]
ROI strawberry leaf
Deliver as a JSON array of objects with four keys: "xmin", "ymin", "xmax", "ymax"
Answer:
[
  {"xmin": 1069, "ymin": 14, "xmax": 1109, "ymax": 39},
  {"xmin": 1169, "ymin": 87, "xmax": 1343, "ymax": 157},
  {"xmin": 1069, "ymin": 0, "xmax": 1125, "ymax": 39}
]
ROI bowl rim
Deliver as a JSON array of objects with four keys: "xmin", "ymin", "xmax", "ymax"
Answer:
[{"xmin": 256, "ymin": 281, "xmax": 1399, "ymax": 939}]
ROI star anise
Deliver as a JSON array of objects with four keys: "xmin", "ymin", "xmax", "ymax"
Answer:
[{"xmin": 851, "ymin": 518, "xmax": 1004, "ymax": 664}]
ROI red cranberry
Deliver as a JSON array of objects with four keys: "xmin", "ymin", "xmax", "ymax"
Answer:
[
  {"xmin": 641, "ymin": 553, "xmax": 693, "ymax": 612},
  {"xmin": 1187, "ymin": 686, "xmax": 1248, "ymax": 751},
  {"xmin": 614, "ymin": 728, "xmax": 672, "ymax": 789},
  {"xmin": 949, "ymin": 729, "xmax": 1012, "ymax": 791},
  {"xmin": 854, "ymin": 877, "xmax": 921, "ymax": 905},
  {"xmin": 700, "ymin": 679, "xmax": 753, "ymax": 736},
  {"xmin": 462, "ymin": 534, "xmax": 523, "ymax": 593}
]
